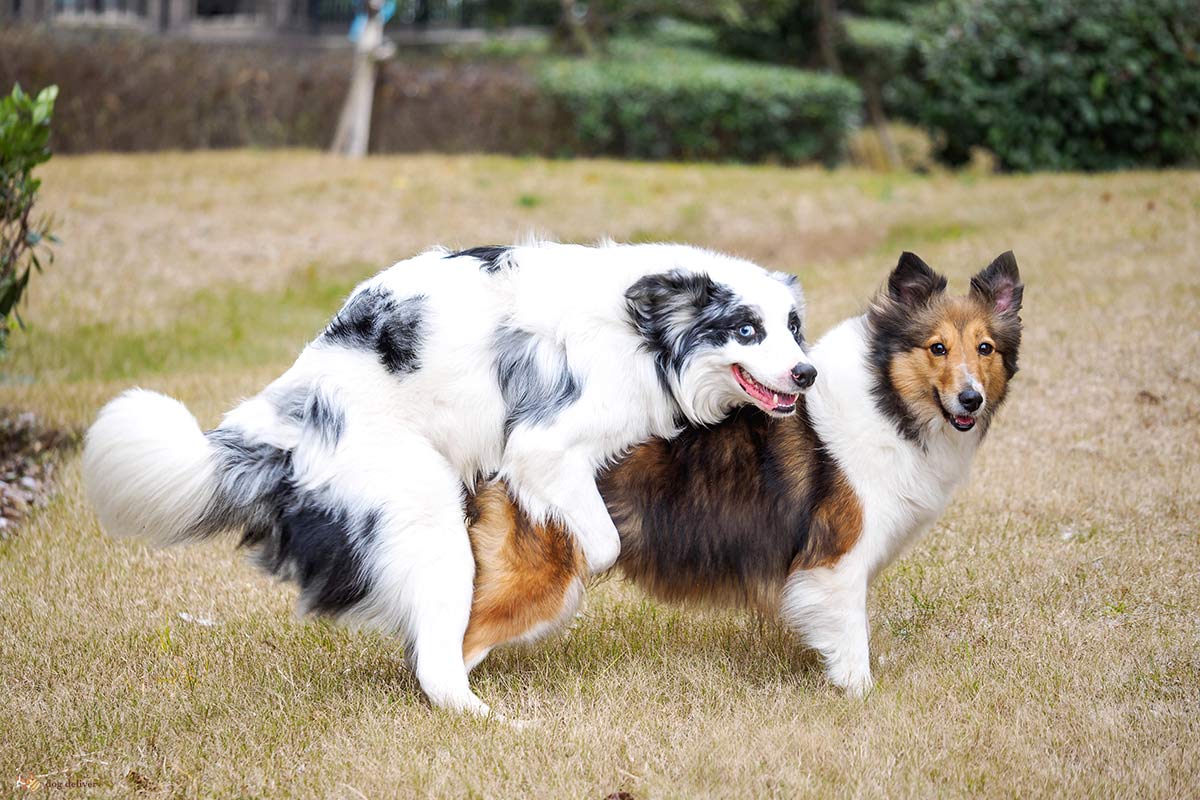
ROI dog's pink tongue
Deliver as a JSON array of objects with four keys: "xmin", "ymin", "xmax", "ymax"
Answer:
[{"xmin": 955, "ymin": 415, "xmax": 974, "ymax": 425}]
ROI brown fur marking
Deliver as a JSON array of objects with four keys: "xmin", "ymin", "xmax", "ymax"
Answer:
[
  {"xmin": 794, "ymin": 471, "xmax": 864, "ymax": 571},
  {"xmin": 462, "ymin": 483, "xmax": 583, "ymax": 666}
]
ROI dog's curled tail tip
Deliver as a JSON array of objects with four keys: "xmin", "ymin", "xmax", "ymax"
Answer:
[{"xmin": 83, "ymin": 388, "xmax": 217, "ymax": 544}]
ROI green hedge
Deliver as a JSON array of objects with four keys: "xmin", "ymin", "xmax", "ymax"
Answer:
[
  {"xmin": 538, "ymin": 43, "xmax": 862, "ymax": 164},
  {"xmin": 911, "ymin": 0, "xmax": 1200, "ymax": 171}
]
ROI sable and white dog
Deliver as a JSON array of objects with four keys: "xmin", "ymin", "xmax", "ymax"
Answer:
[
  {"xmin": 463, "ymin": 251, "xmax": 1024, "ymax": 697},
  {"xmin": 83, "ymin": 241, "xmax": 814, "ymax": 715}
]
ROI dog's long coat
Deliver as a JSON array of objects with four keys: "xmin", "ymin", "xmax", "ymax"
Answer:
[
  {"xmin": 83, "ymin": 241, "xmax": 813, "ymax": 714},
  {"xmin": 463, "ymin": 252, "xmax": 1024, "ymax": 697}
]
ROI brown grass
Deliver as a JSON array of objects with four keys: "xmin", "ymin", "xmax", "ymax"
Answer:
[{"xmin": 1, "ymin": 153, "xmax": 1197, "ymax": 798}]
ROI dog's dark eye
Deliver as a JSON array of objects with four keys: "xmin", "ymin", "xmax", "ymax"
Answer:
[
  {"xmin": 978, "ymin": 342, "xmax": 994, "ymax": 355},
  {"xmin": 788, "ymin": 320, "xmax": 800, "ymax": 337},
  {"xmin": 737, "ymin": 324, "xmax": 757, "ymax": 339},
  {"xmin": 930, "ymin": 343, "xmax": 947, "ymax": 356}
]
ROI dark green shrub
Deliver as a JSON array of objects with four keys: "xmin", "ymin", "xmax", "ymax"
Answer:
[
  {"xmin": 911, "ymin": 0, "xmax": 1200, "ymax": 171},
  {"xmin": 841, "ymin": 15, "xmax": 915, "ymax": 83},
  {"xmin": 0, "ymin": 83, "xmax": 57, "ymax": 353},
  {"xmin": 538, "ymin": 42, "xmax": 862, "ymax": 163}
]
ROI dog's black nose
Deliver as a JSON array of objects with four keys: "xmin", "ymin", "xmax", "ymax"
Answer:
[
  {"xmin": 791, "ymin": 362, "xmax": 818, "ymax": 390},
  {"xmin": 958, "ymin": 389, "xmax": 983, "ymax": 412}
]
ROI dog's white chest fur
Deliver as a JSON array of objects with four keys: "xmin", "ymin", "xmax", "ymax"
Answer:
[{"xmin": 808, "ymin": 317, "xmax": 980, "ymax": 577}]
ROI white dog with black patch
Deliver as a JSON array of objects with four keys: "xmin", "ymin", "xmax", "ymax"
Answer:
[{"xmin": 83, "ymin": 241, "xmax": 815, "ymax": 715}]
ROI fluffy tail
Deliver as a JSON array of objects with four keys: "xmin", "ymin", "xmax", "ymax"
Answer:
[{"xmin": 83, "ymin": 389, "xmax": 223, "ymax": 544}]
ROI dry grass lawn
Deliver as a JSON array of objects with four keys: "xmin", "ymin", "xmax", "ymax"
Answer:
[{"xmin": 2, "ymin": 152, "xmax": 1198, "ymax": 798}]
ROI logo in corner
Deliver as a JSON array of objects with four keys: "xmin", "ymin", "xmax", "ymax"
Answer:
[{"xmin": 15, "ymin": 775, "xmax": 43, "ymax": 791}]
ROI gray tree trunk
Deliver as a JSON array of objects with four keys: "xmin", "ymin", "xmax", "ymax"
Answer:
[
  {"xmin": 864, "ymin": 81, "xmax": 902, "ymax": 170},
  {"xmin": 331, "ymin": 4, "xmax": 393, "ymax": 158}
]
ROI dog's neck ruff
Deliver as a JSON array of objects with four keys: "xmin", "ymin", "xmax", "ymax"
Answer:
[{"xmin": 806, "ymin": 316, "xmax": 980, "ymax": 577}]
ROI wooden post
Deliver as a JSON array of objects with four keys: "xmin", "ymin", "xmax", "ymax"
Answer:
[
  {"xmin": 331, "ymin": 0, "xmax": 394, "ymax": 158},
  {"xmin": 556, "ymin": 0, "xmax": 594, "ymax": 56}
]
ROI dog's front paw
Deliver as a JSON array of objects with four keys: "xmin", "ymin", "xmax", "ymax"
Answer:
[
  {"xmin": 580, "ymin": 532, "xmax": 620, "ymax": 574},
  {"xmin": 827, "ymin": 665, "xmax": 874, "ymax": 698}
]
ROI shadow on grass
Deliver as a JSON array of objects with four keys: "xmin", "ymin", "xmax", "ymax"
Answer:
[
  {"xmin": 472, "ymin": 596, "xmax": 825, "ymax": 698},
  {"xmin": 242, "ymin": 596, "xmax": 826, "ymax": 710}
]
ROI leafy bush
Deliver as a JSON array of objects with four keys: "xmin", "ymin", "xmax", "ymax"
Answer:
[
  {"xmin": 911, "ymin": 0, "xmax": 1200, "ymax": 171},
  {"xmin": 0, "ymin": 83, "xmax": 57, "ymax": 353},
  {"xmin": 707, "ymin": 0, "xmax": 928, "ymax": 67},
  {"xmin": 538, "ymin": 42, "xmax": 862, "ymax": 163}
]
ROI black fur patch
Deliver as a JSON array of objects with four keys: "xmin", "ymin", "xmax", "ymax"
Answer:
[
  {"xmin": 866, "ymin": 320, "xmax": 929, "ymax": 444},
  {"xmin": 323, "ymin": 287, "xmax": 426, "ymax": 375},
  {"xmin": 788, "ymin": 309, "xmax": 805, "ymax": 348},
  {"xmin": 601, "ymin": 403, "xmax": 842, "ymax": 599},
  {"xmin": 493, "ymin": 325, "xmax": 581, "ymax": 438},
  {"xmin": 447, "ymin": 245, "xmax": 513, "ymax": 274},
  {"xmin": 626, "ymin": 269, "xmax": 763, "ymax": 387},
  {"xmin": 263, "ymin": 502, "xmax": 378, "ymax": 616},
  {"xmin": 206, "ymin": 428, "xmax": 293, "ymax": 520},
  {"xmin": 201, "ymin": 428, "xmax": 377, "ymax": 618},
  {"xmin": 866, "ymin": 253, "xmax": 949, "ymax": 442}
]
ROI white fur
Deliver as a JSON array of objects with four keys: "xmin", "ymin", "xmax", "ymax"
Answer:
[
  {"xmin": 83, "ymin": 389, "xmax": 218, "ymax": 544},
  {"xmin": 782, "ymin": 316, "xmax": 983, "ymax": 695}
]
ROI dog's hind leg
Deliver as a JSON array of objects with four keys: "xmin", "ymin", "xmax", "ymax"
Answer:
[
  {"xmin": 327, "ymin": 429, "xmax": 489, "ymax": 716},
  {"xmin": 409, "ymin": 567, "xmax": 489, "ymax": 715}
]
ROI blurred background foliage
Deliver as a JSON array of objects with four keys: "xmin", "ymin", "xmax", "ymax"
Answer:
[
  {"xmin": 0, "ymin": 0, "xmax": 1196, "ymax": 170},
  {"xmin": 0, "ymin": 83, "xmax": 57, "ymax": 354}
]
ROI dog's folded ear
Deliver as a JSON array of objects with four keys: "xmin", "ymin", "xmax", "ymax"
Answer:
[
  {"xmin": 970, "ymin": 251, "xmax": 1023, "ymax": 317},
  {"xmin": 886, "ymin": 252, "xmax": 948, "ymax": 308},
  {"xmin": 626, "ymin": 269, "xmax": 717, "ymax": 340}
]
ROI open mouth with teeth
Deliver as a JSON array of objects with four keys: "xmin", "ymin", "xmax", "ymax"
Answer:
[
  {"xmin": 935, "ymin": 393, "xmax": 977, "ymax": 432},
  {"xmin": 732, "ymin": 364, "xmax": 798, "ymax": 415}
]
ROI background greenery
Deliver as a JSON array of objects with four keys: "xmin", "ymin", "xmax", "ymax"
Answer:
[
  {"xmin": 909, "ymin": 0, "xmax": 1200, "ymax": 170},
  {"xmin": 0, "ymin": 82, "xmax": 57, "ymax": 353},
  {"xmin": 3, "ymin": 0, "xmax": 1196, "ymax": 170}
]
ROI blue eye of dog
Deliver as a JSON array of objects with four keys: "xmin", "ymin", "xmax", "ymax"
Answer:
[
  {"xmin": 930, "ymin": 342, "xmax": 947, "ymax": 356},
  {"xmin": 978, "ymin": 342, "xmax": 994, "ymax": 355},
  {"xmin": 737, "ymin": 324, "xmax": 757, "ymax": 339}
]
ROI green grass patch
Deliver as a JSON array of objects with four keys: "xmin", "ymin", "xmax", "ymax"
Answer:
[
  {"xmin": 879, "ymin": 219, "xmax": 981, "ymax": 254},
  {"xmin": 4, "ymin": 264, "xmax": 369, "ymax": 384}
]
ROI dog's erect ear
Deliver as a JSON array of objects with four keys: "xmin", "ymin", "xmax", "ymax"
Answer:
[
  {"xmin": 887, "ymin": 252, "xmax": 947, "ymax": 307},
  {"xmin": 970, "ymin": 251, "xmax": 1023, "ymax": 317}
]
